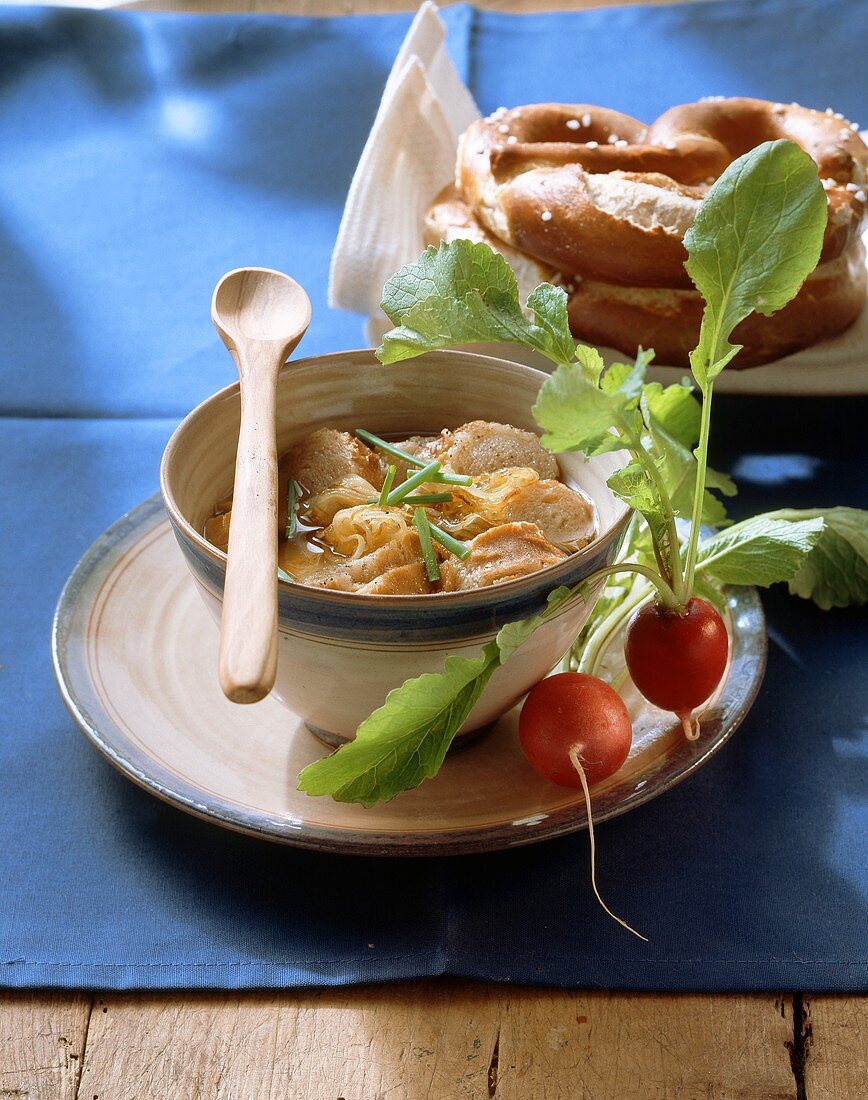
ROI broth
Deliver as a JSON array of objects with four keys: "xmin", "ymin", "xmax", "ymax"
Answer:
[{"xmin": 205, "ymin": 421, "xmax": 598, "ymax": 595}]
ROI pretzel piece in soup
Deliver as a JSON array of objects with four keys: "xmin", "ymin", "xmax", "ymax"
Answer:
[
  {"xmin": 437, "ymin": 467, "xmax": 595, "ymax": 549},
  {"xmin": 502, "ymin": 477, "xmax": 596, "ymax": 548},
  {"xmin": 307, "ymin": 528, "xmax": 427, "ymax": 592},
  {"xmin": 305, "ymin": 474, "xmax": 382, "ymax": 527},
  {"xmin": 359, "ymin": 561, "xmax": 431, "ymax": 595}
]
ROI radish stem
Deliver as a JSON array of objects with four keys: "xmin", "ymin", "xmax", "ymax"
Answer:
[
  {"xmin": 569, "ymin": 747, "xmax": 648, "ymax": 942},
  {"xmin": 682, "ymin": 385, "xmax": 714, "ymax": 596},
  {"xmin": 576, "ymin": 581, "xmax": 652, "ymax": 676},
  {"xmin": 617, "ymin": 415, "xmax": 684, "ymax": 599},
  {"xmin": 580, "ymin": 563, "xmax": 681, "ymax": 611}
]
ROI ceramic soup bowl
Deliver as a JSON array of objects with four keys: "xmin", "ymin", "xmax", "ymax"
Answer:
[{"xmin": 160, "ymin": 349, "xmax": 631, "ymax": 744}]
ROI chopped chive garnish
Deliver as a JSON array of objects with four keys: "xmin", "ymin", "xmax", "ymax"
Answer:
[
  {"xmin": 432, "ymin": 471, "xmax": 473, "ymax": 486},
  {"xmin": 365, "ymin": 491, "xmax": 454, "ymax": 506},
  {"xmin": 385, "ymin": 460, "xmax": 442, "ymax": 506},
  {"xmin": 277, "ymin": 566, "xmax": 293, "ymax": 582},
  {"xmin": 377, "ymin": 464, "xmax": 397, "ymax": 507},
  {"xmin": 412, "ymin": 508, "xmax": 440, "ymax": 583},
  {"xmin": 355, "ymin": 429, "xmax": 474, "ymax": 486},
  {"xmin": 401, "ymin": 492, "xmax": 454, "ymax": 505},
  {"xmin": 355, "ymin": 429, "xmax": 426, "ymax": 469},
  {"xmin": 429, "ymin": 523, "xmax": 471, "ymax": 561},
  {"xmin": 285, "ymin": 479, "xmax": 298, "ymax": 539}
]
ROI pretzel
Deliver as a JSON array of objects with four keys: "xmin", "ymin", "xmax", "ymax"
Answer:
[
  {"xmin": 456, "ymin": 99, "xmax": 868, "ymax": 287},
  {"xmin": 423, "ymin": 188, "xmax": 866, "ymax": 368},
  {"xmin": 565, "ymin": 240, "xmax": 867, "ymax": 368}
]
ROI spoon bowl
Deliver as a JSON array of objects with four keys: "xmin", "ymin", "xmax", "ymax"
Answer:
[{"xmin": 213, "ymin": 267, "xmax": 312, "ymax": 348}]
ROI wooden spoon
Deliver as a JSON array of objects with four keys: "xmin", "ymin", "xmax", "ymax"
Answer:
[{"xmin": 211, "ymin": 267, "xmax": 311, "ymax": 704}]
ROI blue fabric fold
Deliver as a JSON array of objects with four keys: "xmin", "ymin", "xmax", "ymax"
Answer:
[{"xmin": 1, "ymin": 0, "xmax": 866, "ymax": 991}]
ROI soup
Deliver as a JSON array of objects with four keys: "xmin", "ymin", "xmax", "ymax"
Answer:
[{"xmin": 205, "ymin": 420, "xmax": 598, "ymax": 595}]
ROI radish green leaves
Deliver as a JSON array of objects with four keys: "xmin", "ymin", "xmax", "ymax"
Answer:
[
  {"xmin": 379, "ymin": 242, "xmax": 575, "ymax": 365},
  {"xmin": 696, "ymin": 515, "xmax": 826, "ymax": 587},
  {"xmin": 681, "ymin": 141, "xmax": 827, "ymax": 594},
  {"xmin": 685, "ymin": 140, "xmax": 827, "ymax": 390},
  {"xmin": 770, "ymin": 508, "xmax": 868, "ymax": 609},
  {"xmin": 298, "ymin": 587, "xmax": 574, "ymax": 806}
]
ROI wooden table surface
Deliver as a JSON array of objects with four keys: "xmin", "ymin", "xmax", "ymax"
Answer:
[
  {"xmin": 1, "ymin": 986, "xmax": 865, "ymax": 1097},
  {"xmin": 2, "ymin": 1, "xmax": 864, "ymax": 1095}
]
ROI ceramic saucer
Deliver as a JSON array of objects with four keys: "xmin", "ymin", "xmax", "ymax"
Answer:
[{"xmin": 52, "ymin": 496, "xmax": 767, "ymax": 856}]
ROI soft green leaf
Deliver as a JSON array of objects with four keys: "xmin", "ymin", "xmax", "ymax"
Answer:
[
  {"xmin": 533, "ymin": 349, "xmax": 649, "ymax": 456},
  {"xmin": 607, "ymin": 462, "xmax": 674, "ymax": 571},
  {"xmin": 650, "ymin": 418, "xmax": 733, "ymax": 528},
  {"xmin": 705, "ymin": 465, "xmax": 738, "ymax": 498},
  {"xmin": 377, "ymin": 291, "xmax": 530, "ymax": 363},
  {"xmin": 600, "ymin": 362, "xmax": 634, "ymax": 393},
  {"xmin": 601, "ymin": 355, "xmax": 649, "ymax": 401},
  {"xmin": 376, "ymin": 240, "xmax": 573, "ymax": 366},
  {"xmin": 697, "ymin": 515, "xmax": 825, "ymax": 587},
  {"xmin": 526, "ymin": 284, "xmax": 576, "ymax": 364},
  {"xmin": 685, "ymin": 140, "xmax": 827, "ymax": 388},
  {"xmin": 606, "ymin": 463, "xmax": 661, "ymax": 514},
  {"xmin": 584, "ymin": 433, "xmax": 633, "ymax": 458},
  {"xmin": 381, "ymin": 239, "xmax": 520, "ymax": 325},
  {"xmin": 636, "ymin": 379, "xmax": 736, "ymax": 527},
  {"xmin": 543, "ymin": 349, "xmax": 651, "ymax": 457},
  {"xmin": 775, "ymin": 507, "xmax": 868, "ymax": 609},
  {"xmin": 535, "ymin": 351, "xmax": 691, "ymax": 585},
  {"xmin": 641, "ymin": 379, "xmax": 700, "ymax": 447},
  {"xmin": 575, "ymin": 344, "xmax": 607, "ymax": 383},
  {"xmin": 533, "ymin": 361, "xmax": 631, "ymax": 454},
  {"xmin": 298, "ymin": 647, "xmax": 499, "ymax": 806},
  {"xmin": 609, "ymin": 363, "xmax": 646, "ymax": 401},
  {"xmin": 298, "ymin": 586, "xmax": 579, "ymax": 806}
]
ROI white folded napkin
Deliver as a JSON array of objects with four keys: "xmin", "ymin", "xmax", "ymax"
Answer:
[{"xmin": 328, "ymin": 1, "xmax": 479, "ymax": 337}]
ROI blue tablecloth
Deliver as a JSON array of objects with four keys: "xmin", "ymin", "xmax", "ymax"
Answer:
[{"xmin": 1, "ymin": 0, "xmax": 866, "ymax": 991}]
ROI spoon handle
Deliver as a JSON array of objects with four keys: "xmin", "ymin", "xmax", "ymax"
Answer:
[{"xmin": 219, "ymin": 353, "xmax": 279, "ymax": 703}]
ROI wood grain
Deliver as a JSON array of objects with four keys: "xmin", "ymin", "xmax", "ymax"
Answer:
[
  {"xmin": 802, "ymin": 995, "xmax": 868, "ymax": 1100},
  {"xmin": 68, "ymin": 984, "xmax": 797, "ymax": 1099},
  {"xmin": 5, "ymin": 988, "xmax": 868, "ymax": 1097},
  {"xmin": 0, "ymin": 993, "xmax": 89, "ymax": 1100}
]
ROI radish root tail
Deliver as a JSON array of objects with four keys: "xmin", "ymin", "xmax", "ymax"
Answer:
[
  {"xmin": 569, "ymin": 747, "xmax": 648, "ymax": 942},
  {"xmin": 677, "ymin": 711, "xmax": 702, "ymax": 741}
]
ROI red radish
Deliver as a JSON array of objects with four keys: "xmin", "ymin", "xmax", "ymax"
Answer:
[
  {"xmin": 624, "ymin": 597, "xmax": 728, "ymax": 740},
  {"xmin": 520, "ymin": 673, "xmax": 632, "ymax": 787},
  {"xmin": 519, "ymin": 673, "xmax": 646, "ymax": 940}
]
